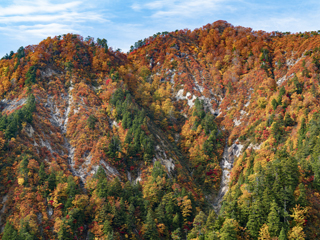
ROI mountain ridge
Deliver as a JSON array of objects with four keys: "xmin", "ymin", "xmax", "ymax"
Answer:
[{"xmin": 0, "ymin": 20, "xmax": 320, "ymax": 239}]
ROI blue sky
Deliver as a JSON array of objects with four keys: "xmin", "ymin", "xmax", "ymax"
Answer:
[{"xmin": 1, "ymin": 0, "xmax": 320, "ymax": 57}]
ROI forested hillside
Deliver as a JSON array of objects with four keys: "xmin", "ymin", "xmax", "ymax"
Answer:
[{"xmin": 0, "ymin": 20, "xmax": 320, "ymax": 239}]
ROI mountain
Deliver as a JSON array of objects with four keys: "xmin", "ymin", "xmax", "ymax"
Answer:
[{"xmin": 0, "ymin": 20, "xmax": 320, "ymax": 239}]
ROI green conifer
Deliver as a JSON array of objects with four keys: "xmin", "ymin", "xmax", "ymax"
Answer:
[
  {"xmin": 48, "ymin": 170, "xmax": 57, "ymax": 191},
  {"xmin": 103, "ymin": 220, "xmax": 113, "ymax": 236},
  {"xmin": 220, "ymin": 218, "xmax": 237, "ymax": 240},
  {"xmin": 173, "ymin": 214, "xmax": 180, "ymax": 230},
  {"xmin": 0, "ymin": 114, "xmax": 7, "ymax": 131},
  {"xmin": 5, "ymin": 118, "xmax": 18, "ymax": 139},
  {"xmin": 267, "ymin": 200, "xmax": 281, "ymax": 237},
  {"xmin": 297, "ymin": 183, "xmax": 307, "ymax": 207},
  {"xmin": 246, "ymin": 200, "xmax": 263, "ymax": 238},
  {"xmin": 127, "ymin": 203, "xmax": 136, "ymax": 230},
  {"xmin": 272, "ymin": 99, "xmax": 278, "ymax": 110},
  {"xmin": 171, "ymin": 228, "xmax": 181, "ymax": 240},
  {"xmin": 278, "ymin": 227, "xmax": 287, "ymax": 240},
  {"xmin": 39, "ymin": 162, "xmax": 46, "ymax": 184},
  {"xmin": 143, "ymin": 209, "xmax": 160, "ymax": 240},
  {"xmin": 206, "ymin": 210, "xmax": 217, "ymax": 232},
  {"xmin": 2, "ymin": 222, "xmax": 18, "ymax": 240}
]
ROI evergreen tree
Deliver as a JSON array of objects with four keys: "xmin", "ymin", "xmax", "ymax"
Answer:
[
  {"xmin": 278, "ymin": 227, "xmax": 287, "ymax": 240},
  {"xmin": 272, "ymin": 99, "xmax": 278, "ymax": 110},
  {"xmin": 48, "ymin": 170, "xmax": 57, "ymax": 191},
  {"xmin": 187, "ymin": 211, "xmax": 207, "ymax": 240},
  {"xmin": 5, "ymin": 118, "xmax": 18, "ymax": 139},
  {"xmin": 57, "ymin": 219, "xmax": 72, "ymax": 240},
  {"xmin": 26, "ymin": 94, "xmax": 36, "ymax": 112},
  {"xmin": 267, "ymin": 201, "xmax": 281, "ymax": 238},
  {"xmin": 223, "ymin": 193, "xmax": 238, "ymax": 220},
  {"xmin": 205, "ymin": 210, "xmax": 217, "ymax": 232},
  {"xmin": 87, "ymin": 115, "xmax": 97, "ymax": 130},
  {"xmin": 312, "ymin": 159, "xmax": 320, "ymax": 190},
  {"xmin": 213, "ymin": 215, "xmax": 225, "ymax": 231},
  {"xmin": 113, "ymin": 198, "xmax": 126, "ymax": 228},
  {"xmin": 106, "ymin": 231, "xmax": 114, "ymax": 240},
  {"xmin": 106, "ymin": 136, "xmax": 121, "ymax": 158},
  {"xmin": 126, "ymin": 203, "xmax": 136, "ymax": 232},
  {"xmin": 66, "ymin": 176, "xmax": 79, "ymax": 208},
  {"xmin": 297, "ymin": 118, "xmax": 307, "ymax": 149},
  {"xmin": 103, "ymin": 220, "xmax": 113, "ymax": 236},
  {"xmin": 246, "ymin": 200, "xmax": 263, "ymax": 239},
  {"xmin": 2, "ymin": 222, "xmax": 18, "ymax": 240},
  {"xmin": 23, "ymin": 94, "xmax": 36, "ymax": 124},
  {"xmin": 297, "ymin": 183, "xmax": 307, "ymax": 207},
  {"xmin": 172, "ymin": 214, "xmax": 180, "ymax": 231},
  {"xmin": 122, "ymin": 111, "xmax": 130, "ymax": 129},
  {"xmin": 144, "ymin": 141, "xmax": 154, "ymax": 163},
  {"xmin": 14, "ymin": 109, "xmax": 24, "ymax": 130},
  {"xmin": 193, "ymin": 99, "xmax": 205, "ymax": 119},
  {"xmin": 203, "ymin": 131, "xmax": 217, "ymax": 158},
  {"xmin": 38, "ymin": 162, "xmax": 46, "ymax": 184},
  {"xmin": 143, "ymin": 209, "xmax": 160, "ymax": 240},
  {"xmin": 97, "ymin": 178, "xmax": 109, "ymax": 198},
  {"xmin": 293, "ymin": 75, "xmax": 303, "ymax": 94},
  {"xmin": 155, "ymin": 203, "xmax": 166, "ymax": 225},
  {"xmin": 152, "ymin": 161, "xmax": 166, "ymax": 180},
  {"xmin": 203, "ymin": 114, "xmax": 216, "ymax": 135},
  {"xmin": 205, "ymin": 230, "xmax": 219, "ymax": 240},
  {"xmin": 261, "ymin": 187, "xmax": 272, "ymax": 217},
  {"xmin": 171, "ymin": 228, "xmax": 181, "ymax": 240},
  {"xmin": 96, "ymin": 165, "xmax": 107, "ymax": 179},
  {"xmin": 25, "ymin": 66, "xmax": 37, "ymax": 85},
  {"xmin": 277, "ymin": 86, "xmax": 286, "ymax": 105},
  {"xmin": 18, "ymin": 221, "xmax": 34, "ymax": 240},
  {"xmin": 0, "ymin": 114, "xmax": 7, "ymax": 131},
  {"xmin": 16, "ymin": 46, "xmax": 25, "ymax": 59},
  {"xmin": 109, "ymin": 177, "xmax": 122, "ymax": 198},
  {"xmin": 66, "ymin": 176, "xmax": 79, "ymax": 197},
  {"xmin": 284, "ymin": 113, "xmax": 295, "ymax": 126},
  {"xmin": 20, "ymin": 156, "xmax": 29, "ymax": 175},
  {"xmin": 281, "ymin": 153, "xmax": 299, "ymax": 209},
  {"xmin": 220, "ymin": 218, "xmax": 237, "ymax": 240}
]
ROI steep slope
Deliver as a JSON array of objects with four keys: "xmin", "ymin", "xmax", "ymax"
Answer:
[
  {"xmin": 0, "ymin": 34, "xmax": 207, "ymax": 239},
  {"xmin": 1, "ymin": 21, "xmax": 320, "ymax": 239},
  {"xmin": 125, "ymin": 20, "xmax": 320, "ymax": 239}
]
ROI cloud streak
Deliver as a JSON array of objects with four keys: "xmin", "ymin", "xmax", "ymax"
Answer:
[
  {"xmin": 132, "ymin": 0, "xmax": 233, "ymax": 19},
  {"xmin": 0, "ymin": 0, "xmax": 82, "ymax": 16},
  {"xmin": 0, "ymin": 12, "xmax": 105, "ymax": 23},
  {"xmin": 0, "ymin": 0, "xmax": 106, "ymax": 42}
]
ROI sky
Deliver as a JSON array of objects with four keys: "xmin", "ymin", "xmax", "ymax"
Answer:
[{"xmin": 1, "ymin": 0, "xmax": 320, "ymax": 57}]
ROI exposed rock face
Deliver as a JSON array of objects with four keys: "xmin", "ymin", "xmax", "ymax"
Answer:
[
  {"xmin": 147, "ymin": 121, "xmax": 179, "ymax": 175},
  {"xmin": 154, "ymin": 144, "xmax": 175, "ymax": 173},
  {"xmin": 44, "ymin": 84, "xmax": 118, "ymax": 183},
  {"xmin": 0, "ymin": 98, "xmax": 27, "ymax": 113},
  {"xmin": 24, "ymin": 124, "xmax": 35, "ymax": 138},
  {"xmin": 213, "ymin": 141, "xmax": 243, "ymax": 212}
]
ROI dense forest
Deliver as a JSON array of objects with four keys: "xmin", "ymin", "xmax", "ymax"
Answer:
[{"xmin": 0, "ymin": 20, "xmax": 320, "ymax": 239}]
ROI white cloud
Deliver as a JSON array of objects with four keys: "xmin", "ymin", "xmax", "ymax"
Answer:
[
  {"xmin": 0, "ymin": 0, "xmax": 82, "ymax": 16},
  {"xmin": 0, "ymin": 0, "xmax": 106, "ymax": 41},
  {"xmin": 239, "ymin": 14, "xmax": 320, "ymax": 33},
  {"xmin": 133, "ymin": 0, "xmax": 230, "ymax": 19},
  {"xmin": 19, "ymin": 23, "xmax": 77, "ymax": 38},
  {"xmin": 145, "ymin": 0, "xmax": 172, "ymax": 10},
  {"xmin": 131, "ymin": 3, "xmax": 141, "ymax": 11},
  {"xmin": 0, "ymin": 12, "xmax": 105, "ymax": 23},
  {"xmin": 0, "ymin": 23, "xmax": 77, "ymax": 42}
]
